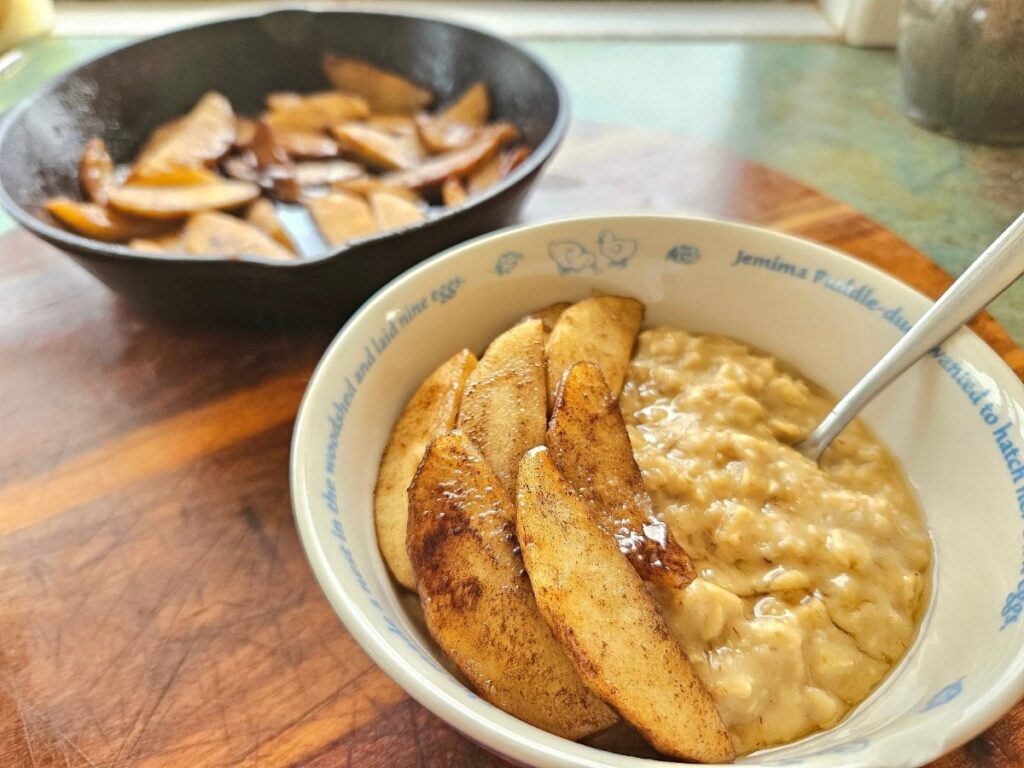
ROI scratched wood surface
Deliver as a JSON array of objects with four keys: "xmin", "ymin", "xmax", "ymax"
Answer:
[{"xmin": 1, "ymin": 123, "xmax": 1021, "ymax": 768}]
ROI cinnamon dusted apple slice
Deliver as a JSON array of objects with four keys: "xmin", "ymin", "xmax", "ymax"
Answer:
[
  {"xmin": 548, "ymin": 361, "xmax": 697, "ymax": 589},
  {"xmin": 332, "ymin": 123, "xmax": 421, "ymax": 171},
  {"xmin": 516, "ymin": 448, "xmax": 734, "ymax": 764},
  {"xmin": 332, "ymin": 177, "xmax": 420, "ymax": 204},
  {"xmin": 369, "ymin": 191, "xmax": 425, "ymax": 232},
  {"xmin": 465, "ymin": 154, "xmax": 502, "ymax": 195},
  {"xmin": 407, "ymin": 432, "xmax": 617, "ymax": 739},
  {"xmin": 137, "ymin": 115, "xmax": 185, "ymax": 156},
  {"xmin": 364, "ymin": 114, "xmax": 418, "ymax": 136},
  {"xmin": 439, "ymin": 82, "xmax": 490, "ymax": 125},
  {"xmin": 415, "ymin": 83, "xmax": 491, "ymax": 153},
  {"xmin": 292, "ymin": 160, "xmax": 364, "ymax": 188},
  {"xmin": 382, "ymin": 123, "xmax": 518, "ymax": 190},
  {"xmin": 545, "ymin": 295, "xmax": 644, "ymax": 409},
  {"xmin": 271, "ymin": 129, "xmax": 339, "ymax": 160},
  {"xmin": 322, "ymin": 54, "xmax": 434, "ymax": 114},
  {"xmin": 245, "ymin": 199, "xmax": 295, "ymax": 252},
  {"xmin": 221, "ymin": 152, "xmax": 258, "ymax": 183},
  {"xmin": 45, "ymin": 198, "xmax": 177, "ymax": 242},
  {"xmin": 501, "ymin": 145, "xmax": 531, "ymax": 173},
  {"xmin": 523, "ymin": 302, "xmax": 570, "ymax": 334},
  {"xmin": 132, "ymin": 91, "xmax": 235, "ymax": 177},
  {"xmin": 306, "ymin": 191, "xmax": 378, "ymax": 247},
  {"xmin": 234, "ymin": 117, "xmax": 257, "ymax": 149},
  {"xmin": 441, "ymin": 176, "xmax": 467, "ymax": 207},
  {"xmin": 128, "ymin": 232, "xmax": 184, "ymax": 254},
  {"xmin": 180, "ymin": 211, "xmax": 294, "ymax": 260},
  {"xmin": 250, "ymin": 121, "xmax": 301, "ymax": 203},
  {"xmin": 79, "ymin": 138, "xmax": 114, "ymax": 205},
  {"xmin": 107, "ymin": 179, "xmax": 260, "ymax": 220},
  {"xmin": 456, "ymin": 317, "xmax": 546, "ymax": 498},
  {"xmin": 466, "ymin": 145, "xmax": 531, "ymax": 195},
  {"xmin": 129, "ymin": 166, "xmax": 222, "ymax": 186},
  {"xmin": 264, "ymin": 91, "xmax": 370, "ymax": 131},
  {"xmin": 374, "ymin": 349, "xmax": 476, "ymax": 589},
  {"xmin": 414, "ymin": 114, "xmax": 477, "ymax": 154}
]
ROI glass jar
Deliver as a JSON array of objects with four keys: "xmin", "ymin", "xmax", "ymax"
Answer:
[
  {"xmin": 898, "ymin": 0, "xmax": 1024, "ymax": 145},
  {"xmin": 0, "ymin": 0, "xmax": 55, "ymax": 54}
]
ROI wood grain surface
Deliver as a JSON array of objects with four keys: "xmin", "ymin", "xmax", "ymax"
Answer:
[{"xmin": 1, "ymin": 123, "xmax": 1020, "ymax": 768}]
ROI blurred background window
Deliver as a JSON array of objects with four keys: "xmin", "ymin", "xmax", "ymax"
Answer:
[{"xmin": 44, "ymin": 0, "xmax": 900, "ymax": 47}]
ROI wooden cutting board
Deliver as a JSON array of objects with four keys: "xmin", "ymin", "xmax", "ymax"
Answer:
[{"xmin": 0, "ymin": 123, "xmax": 1019, "ymax": 768}]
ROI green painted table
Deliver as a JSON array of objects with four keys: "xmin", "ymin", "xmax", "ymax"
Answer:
[{"xmin": 2, "ymin": 35, "xmax": 1023, "ymax": 337}]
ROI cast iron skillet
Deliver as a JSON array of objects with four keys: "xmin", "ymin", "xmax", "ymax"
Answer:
[{"xmin": 0, "ymin": 10, "xmax": 569, "ymax": 327}]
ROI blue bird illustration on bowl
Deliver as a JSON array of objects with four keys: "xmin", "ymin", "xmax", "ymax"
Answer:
[
  {"xmin": 548, "ymin": 241, "xmax": 597, "ymax": 274},
  {"xmin": 597, "ymin": 230, "xmax": 637, "ymax": 268}
]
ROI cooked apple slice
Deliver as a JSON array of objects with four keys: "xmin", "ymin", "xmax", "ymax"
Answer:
[
  {"xmin": 250, "ymin": 121, "xmax": 301, "ymax": 203},
  {"xmin": 502, "ymin": 145, "xmax": 531, "ymax": 173},
  {"xmin": 130, "ymin": 166, "xmax": 222, "ymax": 186},
  {"xmin": 332, "ymin": 177, "xmax": 420, "ymax": 204},
  {"xmin": 383, "ymin": 123, "xmax": 518, "ymax": 190},
  {"xmin": 407, "ymin": 432, "xmax": 617, "ymax": 739},
  {"xmin": 128, "ymin": 232, "xmax": 183, "ymax": 254},
  {"xmin": 221, "ymin": 152, "xmax": 258, "ymax": 183},
  {"xmin": 322, "ymin": 54, "xmax": 434, "ymax": 114},
  {"xmin": 545, "ymin": 295, "xmax": 644, "ymax": 408},
  {"xmin": 516, "ymin": 448, "xmax": 734, "ymax": 764},
  {"xmin": 466, "ymin": 154, "xmax": 502, "ymax": 194},
  {"xmin": 370, "ymin": 191, "xmax": 425, "ymax": 231},
  {"xmin": 365, "ymin": 114, "xmax": 417, "ymax": 135},
  {"xmin": 79, "ymin": 137, "xmax": 114, "ymax": 205},
  {"xmin": 524, "ymin": 302, "xmax": 570, "ymax": 334},
  {"xmin": 466, "ymin": 145, "xmax": 531, "ymax": 194},
  {"xmin": 45, "ymin": 198, "xmax": 176, "ymax": 242},
  {"xmin": 548, "ymin": 362, "xmax": 696, "ymax": 589},
  {"xmin": 133, "ymin": 91, "xmax": 235, "ymax": 176},
  {"xmin": 306, "ymin": 191, "xmax": 378, "ymax": 247},
  {"xmin": 264, "ymin": 91, "xmax": 370, "ymax": 131},
  {"xmin": 439, "ymin": 82, "xmax": 490, "ymax": 125},
  {"xmin": 366, "ymin": 115, "xmax": 427, "ymax": 166},
  {"xmin": 136, "ymin": 116, "xmax": 184, "ymax": 157},
  {"xmin": 234, "ymin": 117, "xmax": 257, "ymax": 149},
  {"xmin": 251, "ymin": 120, "xmax": 291, "ymax": 168},
  {"xmin": 456, "ymin": 317, "xmax": 546, "ymax": 498},
  {"xmin": 245, "ymin": 199, "xmax": 295, "ymax": 252},
  {"xmin": 271, "ymin": 128, "xmax": 339, "ymax": 160},
  {"xmin": 375, "ymin": 349, "xmax": 476, "ymax": 589},
  {"xmin": 180, "ymin": 211, "xmax": 294, "ymax": 260},
  {"xmin": 264, "ymin": 92, "xmax": 301, "ymax": 111},
  {"xmin": 107, "ymin": 180, "xmax": 260, "ymax": 219},
  {"xmin": 441, "ymin": 176, "xmax": 467, "ymax": 207},
  {"xmin": 332, "ymin": 123, "xmax": 420, "ymax": 171},
  {"xmin": 293, "ymin": 160, "xmax": 364, "ymax": 188},
  {"xmin": 414, "ymin": 113, "xmax": 476, "ymax": 154}
]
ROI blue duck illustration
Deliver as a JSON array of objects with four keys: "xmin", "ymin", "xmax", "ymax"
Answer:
[
  {"xmin": 548, "ymin": 241, "xmax": 598, "ymax": 274},
  {"xmin": 597, "ymin": 230, "xmax": 637, "ymax": 268}
]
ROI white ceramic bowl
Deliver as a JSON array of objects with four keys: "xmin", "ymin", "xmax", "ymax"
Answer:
[{"xmin": 291, "ymin": 215, "xmax": 1024, "ymax": 768}]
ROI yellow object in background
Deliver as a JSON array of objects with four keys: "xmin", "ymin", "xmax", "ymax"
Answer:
[{"xmin": 0, "ymin": 0, "xmax": 55, "ymax": 53}]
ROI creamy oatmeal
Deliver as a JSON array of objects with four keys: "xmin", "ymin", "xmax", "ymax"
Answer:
[{"xmin": 620, "ymin": 329, "xmax": 932, "ymax": 755}]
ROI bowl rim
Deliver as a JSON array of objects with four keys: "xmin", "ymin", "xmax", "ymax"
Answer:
[
  {"xmin": 0, "ymin": 7, "xmax": 570, "ymax": 270},
  {"xmin": 290, "ymin": 213, "xmax": 1024, "ymax": 767}
]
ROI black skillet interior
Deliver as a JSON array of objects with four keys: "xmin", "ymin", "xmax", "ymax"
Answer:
[{"xmin": 0, "ymin": 10, "xmax": 568, "ymax": 327}]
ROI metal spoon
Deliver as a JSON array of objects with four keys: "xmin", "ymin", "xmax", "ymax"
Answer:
[{"xmin": 798, "ymin": 212, "xmax": 1024, "ymax": 463}]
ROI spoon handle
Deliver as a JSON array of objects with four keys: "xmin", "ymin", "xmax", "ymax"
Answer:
[{"xmin": 800, "ymin": 212, "xmax": 1024, "ymax": 462}]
